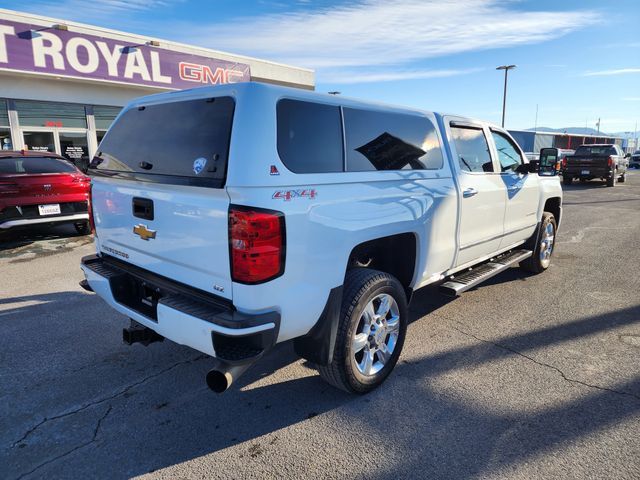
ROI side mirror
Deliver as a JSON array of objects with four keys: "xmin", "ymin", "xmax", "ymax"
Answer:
[{"xmin": 625, "ymin": 153, "xmax": 631, "ymax": 158}]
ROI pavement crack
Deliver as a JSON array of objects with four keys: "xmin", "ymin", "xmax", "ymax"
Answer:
[
  {"xmin": 451, "ymin": 324, "xmax": 640, "ymax": 402},
  {"xmin": 11, "ymin": 354, "xmax": 207, "ymax": 448},
  {"xmin": 14, "ymin": 405, "xmax": 112, "ymax": 480}
]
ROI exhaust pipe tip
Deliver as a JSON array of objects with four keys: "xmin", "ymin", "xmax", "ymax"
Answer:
[{"xmin": 206, "ymin": 370, "xmax": 232, "ymax": 393}]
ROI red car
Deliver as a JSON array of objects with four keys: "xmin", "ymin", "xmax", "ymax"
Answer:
[{"xmin": 0, "ymin": 150, "xmax": 91, "ymax": 234}]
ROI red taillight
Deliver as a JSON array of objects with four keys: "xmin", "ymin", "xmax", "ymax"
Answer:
[
  {"xmin": 608, "ymin": 156, "xmax": 614, "ymax": 167},
  {"xmin": 88, "ymin": 183, "xmax": 95, "ymax": 234},
  {"xmin": 229, "ymin": 206, "xmax": 285, "ymax": 284}
]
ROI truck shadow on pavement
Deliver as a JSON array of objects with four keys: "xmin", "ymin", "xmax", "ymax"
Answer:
[
  {"xmin": 2, "ymin": 291, "xmax": 639, "ymax": 479},
  {"xmin": 0, "ymin": 224, "xmax": 89, "ymax": 252}
]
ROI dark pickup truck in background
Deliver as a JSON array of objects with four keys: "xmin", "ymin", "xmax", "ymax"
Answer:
[{"xmin": 563, "ymin": 144, "xmax": 629, "ymax": 187}]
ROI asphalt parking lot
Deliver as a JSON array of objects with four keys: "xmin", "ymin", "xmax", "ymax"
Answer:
[{"xmin": 1, "ymin": 173, "xmax": 639, "ymax": 480}]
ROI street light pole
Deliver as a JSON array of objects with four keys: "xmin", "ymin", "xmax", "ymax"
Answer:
[{"xmin": 496, "ymin": 64, "xmax": 516, "ymax": 128}]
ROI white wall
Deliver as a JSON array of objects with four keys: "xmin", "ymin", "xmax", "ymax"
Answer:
[{"xmin": 0, "ymin": 71, "xmax": 159, "ymax": 106}]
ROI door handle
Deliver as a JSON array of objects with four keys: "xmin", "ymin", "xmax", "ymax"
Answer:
[{"xmin": 463, "ymin": 188, "xmax": 478, "ymax": 198}]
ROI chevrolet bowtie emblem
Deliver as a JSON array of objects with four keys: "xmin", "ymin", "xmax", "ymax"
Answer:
[{"xmin": 133, "ymin": 224, "xmax": 156, "ymax": 241}]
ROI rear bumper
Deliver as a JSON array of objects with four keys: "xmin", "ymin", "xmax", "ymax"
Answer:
[
  {"xmin": 0, "ymin": 200, "xmax": 88, "ymax": 229},
  {"xmin": 80, "ymin": 254, "xmax": 280, "ymax": 363},
  {"xmin": 0, "ymin": 213, "xmax": 88, "ymax": 229},
  {"xmin": 563, "ymin": 166, "xmax": 611, "ymax": 178}
]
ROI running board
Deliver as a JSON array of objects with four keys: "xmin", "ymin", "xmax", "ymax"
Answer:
[{"xmin": 439, "ymin": 249, "xmax": 533, "ymax": 297}]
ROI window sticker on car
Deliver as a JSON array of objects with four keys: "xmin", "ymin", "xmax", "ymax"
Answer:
[{"xmin": 193, "ymin": 157, "xmax": 207, "ymax": 175}]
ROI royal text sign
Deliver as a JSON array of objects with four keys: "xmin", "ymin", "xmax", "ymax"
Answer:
[{"xmin": 0, "ymin": 19, "xmax": 250, "ymax": 89}]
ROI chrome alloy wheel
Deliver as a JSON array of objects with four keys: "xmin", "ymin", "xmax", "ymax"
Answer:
[
  {"xmin": 352, "ymin": 293, "xmax": 401, "ymax": 376},
  {"xmin": 539, "ymin": 221, "xmax": 555, "ymax": 268}
]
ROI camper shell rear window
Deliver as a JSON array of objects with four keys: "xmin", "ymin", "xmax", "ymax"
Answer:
[{"xmin": 90, "ymin": 97, "xmax": 234, "ymax": 187}]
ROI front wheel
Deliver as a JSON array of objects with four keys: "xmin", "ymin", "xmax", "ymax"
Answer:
[
  {"xmin": 520, "ymin": 212, "xmax": 557, "ymax": 274},
  {"xmin": 317, "ymin": 269, "xmax": 408, "ymax": 394}
]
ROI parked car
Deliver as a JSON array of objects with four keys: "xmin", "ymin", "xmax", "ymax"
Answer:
[
  {"xmin": 0, "ymin": 150, "xmax": 91, "ymax": 234},
  {"xmin": 563, "ymin": 144, "xmax": 629, "ymax": 186},
  {"xmin": 539, "ymin": 147, "xmax": 574, "ymax": 175},
  {"xmin": 630, "ymin": 150, "xmax": 640, "ymax": 169},
  {"xmin": 81, "ymin": 82, "xmax": 562, "ymax": 394}
]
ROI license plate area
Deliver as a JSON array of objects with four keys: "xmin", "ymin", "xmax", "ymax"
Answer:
[
  {"xmin": 581, "ymin": 170, "xmax": 590, "ymax": 175},
  {"xmin": 110, "ymin": 273, "xmax": 161, "ymax": 321},
  {"xmin": 38, "ymin": 204, "xmax": 61, "ymax": 215}
]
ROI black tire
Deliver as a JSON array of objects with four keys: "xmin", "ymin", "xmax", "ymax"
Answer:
[
  {"xmin": 606, "ymin": 170, "xmax": 616, "ymax": 187},
  {"xmin": 317, "ymin": 268, "xmax": 408, "ymax": 394},
  {"xmin": 563, "ymin": 175, "xmax": 573, "ymax": 185},
  {"xmin": 74, "ymin": 221, "xmax": 90, "ymax": 235},
  {"xmin": 520, "ymin": 212, "xmax": 557, "ymax": 274},
  {"xmin": 619, "ymin": 172, "xmax": 626, "ymax": 183}
]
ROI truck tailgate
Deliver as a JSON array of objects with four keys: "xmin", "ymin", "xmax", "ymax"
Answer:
[
  {"xmin": 566, "ymin": 155, "xmax": 609, "ymax": 168},
  {"xmin": 92, "ymin": 178, "xmax": 233, "ymax": 300}
]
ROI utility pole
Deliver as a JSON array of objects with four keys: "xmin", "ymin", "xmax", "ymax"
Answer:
[
  {"xmin": 534, "ymin": 104, "xmax": 538, "ymax": 132},
  {"xmin": 596, "ymin": 118, "xmax": 601, "ymax": 134},
  {"xmin": 496, "ymin": 65, "xmax": 516, "ymax": 128}
]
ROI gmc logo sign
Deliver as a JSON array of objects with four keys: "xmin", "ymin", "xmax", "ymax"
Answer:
[{"xmin": 178, "ymin": 62, "xmax": 246, "ymax": 85}]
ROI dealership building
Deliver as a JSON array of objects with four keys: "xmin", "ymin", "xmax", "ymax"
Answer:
[
  {"xmin": 0, "ymin": 9, "xmax": 314, "ymax": 162},
  {"xmin": 508, "ymin": 129, "xmax": 627, "ymax": 154}
]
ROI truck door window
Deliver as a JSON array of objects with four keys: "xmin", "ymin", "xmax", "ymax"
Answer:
[
  {"xmin": 491, "ymin": 131, "xmax": 523, "ymax": 172},
  {"xmin": 343, "ymin": 108, "xmax": 443, "ymax": 171},
  {"xmin": 450, "ymin": 126, "xmax": 493, "ymax": 173}
]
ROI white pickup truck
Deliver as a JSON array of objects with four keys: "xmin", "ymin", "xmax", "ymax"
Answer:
[{"xmin": 81, "ymin": 82, "xmax": 562, "ymax": 394}]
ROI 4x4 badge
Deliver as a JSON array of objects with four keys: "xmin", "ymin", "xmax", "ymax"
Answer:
[
  {"xmin": 272, "ymin": 189, "xmax": 317, "ymax": 201},
  {"xmin": 133, "ymin": 224, "xmax": 157, "ymax": 241}
]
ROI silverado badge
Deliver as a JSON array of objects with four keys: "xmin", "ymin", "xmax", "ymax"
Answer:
[{"xmin": 133, "ymin": 224, "xmax": 156, "ymax": 241}]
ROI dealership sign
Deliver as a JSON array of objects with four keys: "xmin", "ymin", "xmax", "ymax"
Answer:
[{"xmin": 0, "ymin": 19, "xmax": 250, "ymax": 89}]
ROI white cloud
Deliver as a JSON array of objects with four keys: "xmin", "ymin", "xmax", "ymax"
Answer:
[
  {"xmin": 318, "ymin": 67, "xmax": 481, "ymax": 84},
  {"xmin": 583, "ymin": 68, "xmax": 640, "ymax": 76},
  {"xmin": 11, "ymin": 0, "xmax": 179, "ymax": 23},
  {"xmin": 178, "ymin": 0, "xmax": 599, "ymax": 70}
]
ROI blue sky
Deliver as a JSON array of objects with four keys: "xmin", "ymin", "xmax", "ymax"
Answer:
[{"xmin": 2, "ymin": 0, "xmax": 639, "ymax": 133}]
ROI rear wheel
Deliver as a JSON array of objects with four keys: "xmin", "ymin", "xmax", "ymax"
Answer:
[
  {"xmin": 317, "ymin": 269, "xmax": 407, "ymax": 394},
  {"xmin": 563, "ymin": 175, "xmax": 573, "ymax": 185},
  {"xmin": 74, "ymin": 221, "xmax": 90, "ymax": 235},
  {"xmin": 606, "ymin": 170, "xmax": 617, "ymax": 187},
  {"xmin": 619, "ymin": 172, "xmax": 626, "ymax": 183},
  {"xmin": 520, "ymin": 212, "xmax": 556, "ymax": 274}
]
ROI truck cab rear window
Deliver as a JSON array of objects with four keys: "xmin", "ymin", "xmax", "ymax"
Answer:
[
  {"xmin": 90, "ymin": 97, "xmax": 234, "ymax": 185},
  {"xmin": 574, "ymin": 145, "xmax": 616, "ymax": 156}
]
